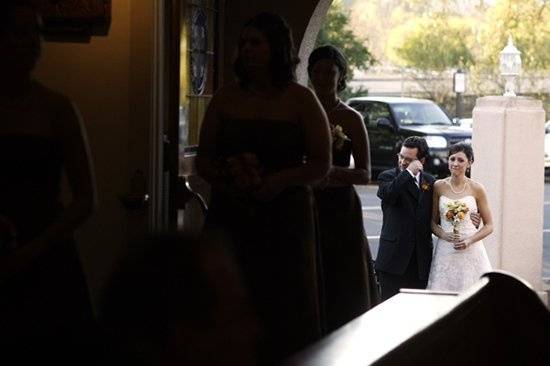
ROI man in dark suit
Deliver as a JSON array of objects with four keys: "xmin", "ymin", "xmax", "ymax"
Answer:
[{"xmin": 375, "ymin": 136, "xmax": 435, "ymax": 301}]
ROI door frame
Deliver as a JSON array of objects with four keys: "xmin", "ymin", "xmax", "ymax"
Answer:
[{"xmin": 150, "ymin": 0, "xmax": 180, "ymax": 231}]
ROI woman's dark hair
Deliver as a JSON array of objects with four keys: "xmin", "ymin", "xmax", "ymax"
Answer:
[
  {"xmin": 307, "ymin": 45, "xmax": 348, "ymax": 92},
  {"xmin": 448, "ymin": 142, "xmax": 474, "ymax": 162},
  {"xmin": 233, "ymin": 12, "xmax": 299, "ymax": 88},
  {"xmin": 402, "ymin": 136, "xmax": 429, "ymax": 160}
]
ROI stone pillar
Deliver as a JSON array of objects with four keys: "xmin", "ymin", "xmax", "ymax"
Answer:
[{"xmin": 472, "ymin": 96, "xmax": 546, "ymax": 292}]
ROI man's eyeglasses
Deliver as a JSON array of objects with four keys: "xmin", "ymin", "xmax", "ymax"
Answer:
[{"xmin": 396, "ymin": 153, "xmax": 414, "ymax": 164}]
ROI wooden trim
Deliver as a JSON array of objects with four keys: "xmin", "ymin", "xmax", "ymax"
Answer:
[
  {"xmin": 149, "ymin": 0, "xmax": 167, "ymax": 231},
  {"xmin": 165, "ymin": 0, "xmax": 183, "ymax": 229}
]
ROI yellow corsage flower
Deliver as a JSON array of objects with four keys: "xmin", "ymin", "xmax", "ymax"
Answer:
[{"xmin": 330, "ymin": 124, "xmax": 350, "ymax": 150}]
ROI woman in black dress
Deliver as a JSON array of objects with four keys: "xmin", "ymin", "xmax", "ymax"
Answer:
[
  {"xmin": 0, "ymin": 2, "xmax": 98, "ymax": 359},
  {"xmin": 308, "ymin": 45, "xmax": 380, "ymax": 332},
  {"xmin": 196, "ymin": 12, "xmax": 331, "ymax": 363}
]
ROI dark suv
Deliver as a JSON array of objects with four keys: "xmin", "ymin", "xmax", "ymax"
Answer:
[{"xmin": 347, "ymin": 96, "xmax": 472, "ymax": 178}]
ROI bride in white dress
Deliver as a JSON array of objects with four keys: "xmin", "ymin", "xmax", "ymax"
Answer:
[{"xmin": 427, "ymin": 143, "xmax": 493, "ymax": 292}]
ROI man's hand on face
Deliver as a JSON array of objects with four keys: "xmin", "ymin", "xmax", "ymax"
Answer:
[{"xmin": 407, "ymin": 159, "xmax": 423, "ymax": 176}]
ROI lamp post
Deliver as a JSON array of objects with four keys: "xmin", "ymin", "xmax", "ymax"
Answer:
[
  {"xmin": 453, "ymin": 69, "xmax": 466, "ymax": 118},
  {"xmin": 499, "ymin": 35, "xmax": 522, "ymax": 97}
]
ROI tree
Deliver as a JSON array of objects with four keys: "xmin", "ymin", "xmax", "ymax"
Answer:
[
  {"xmin": 389, "ymin": 15, "xmax": 475, "ymax": 71},
  {"xmin": 386, "ymin": 13, "xmax": 476, "ymax": 104},
  {"xmin": 348, "ymin": 0, "xmax": 487, "ymax": 65},
  {"xmin": 471, "ymin": 0, "xmax": 550, "ymax": 94},
  {"xmin": 315, "ymin": 0, "xmax": 376, "ymax": 100}
]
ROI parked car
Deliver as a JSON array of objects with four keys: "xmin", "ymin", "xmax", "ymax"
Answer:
[
  {"xmin": 456, "ymin": 117, "xmax": 473, "ymax": 129},
  {"xmin": 346, "ymin": 96, "xmax": 472, "ymax": 178}
]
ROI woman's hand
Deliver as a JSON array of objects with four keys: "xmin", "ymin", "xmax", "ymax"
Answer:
[
  {"xmin": 227, "ymin": 153, "xmax": 263, "ymax": 193},
  {"xmin": 314, "ymin": 174, "xmax": 330, "ymax": 189},
  {"xmin": 252, "ymin": 176, "xmax": 283, "ymax": 203},
  {"xmin": 453, "ymin": 237, "xmax": 473, "ymax": 251},
  {"xmin": 441, "ymin": 231, "xmax": 461, "ymax": 243}
]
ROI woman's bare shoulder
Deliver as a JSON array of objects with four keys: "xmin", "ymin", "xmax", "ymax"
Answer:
[
  {"xmin": 286, "ymin": 81, "xmax": 316, "ymax": 99},
  {"xmin": 337, "ymin": 103, "xmax": 363, "ymax": 123},
  {"xmin": 213, "ymin": 82, "xmax": 242, "ymax": 99},
  {"xmin": 33, "ymin": 81, "xmax": 72, "ymax": 109},
  {"xmin": 207, "ymin": 82, "xmax": 246, "ymax": 111}
]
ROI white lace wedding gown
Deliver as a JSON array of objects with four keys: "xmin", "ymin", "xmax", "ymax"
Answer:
[{"xmin": 427, "ymin": 195, "xmax": 492, "ymax": 292}]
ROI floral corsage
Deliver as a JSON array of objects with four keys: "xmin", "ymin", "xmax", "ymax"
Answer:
[
  {"xmin": 420, "ymin": 181, "xmax": 431, "ymax": 192},
  {"xmin": 330, "ymin": 124, "xmax": 350, "ymax": 150}
]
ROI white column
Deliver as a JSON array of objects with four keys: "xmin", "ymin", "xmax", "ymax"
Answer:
[{"xmin": 472, "ymin": 96, "xmax": 546, "ymax": 292}]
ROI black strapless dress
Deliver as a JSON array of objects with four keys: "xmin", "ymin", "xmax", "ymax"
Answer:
[
  {"xmin": 314, "ymin": 139, "xmax": 380, "ymax": 333},
  {"xmin": 0, "ymin": 135, "xmax": 96, "ymax": 350},
  {"xmin": 204, "ymin": 119, "xmax": 321, "ymax": 362}
]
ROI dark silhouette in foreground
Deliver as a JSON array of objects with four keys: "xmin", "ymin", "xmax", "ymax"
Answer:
[
  {"xmin": 99, "ymin": 233, "xmax": 261, "ymax": 365},
  {"xmin": 0, "ymin": 1, "xmax": 98, "ymax": 362},
  {"xmin": 196, "ymin": 11, "xmax": 331, "ymax": 363}
]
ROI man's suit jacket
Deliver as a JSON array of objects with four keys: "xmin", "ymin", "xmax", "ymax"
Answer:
[{"xmin": 375, "ymin": 168, "xmax": 435, "ymax": 280}]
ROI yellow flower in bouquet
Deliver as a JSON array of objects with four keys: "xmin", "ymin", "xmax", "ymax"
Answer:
[
  {"xmin": 330, "ymin": 124, "xmax": 350, "ymax": 150},
  {"xmin": 445, "ymin": 200, "xmax": 469, "ymax": 234}
]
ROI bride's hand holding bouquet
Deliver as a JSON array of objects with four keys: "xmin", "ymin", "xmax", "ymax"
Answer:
[{"xmin": 444, "ymin": 200, "xmax": 473, "ymax": 250}]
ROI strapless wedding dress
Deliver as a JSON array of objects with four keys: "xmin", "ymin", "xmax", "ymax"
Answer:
[{"xmin": 427, "ymin": 195, "xmax": 492, "ymax": 292}]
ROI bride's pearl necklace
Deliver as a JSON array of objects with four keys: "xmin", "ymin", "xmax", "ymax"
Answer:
[{"xmin": 448, "ymin": 178, "xmax": 468, "ymax": 194}]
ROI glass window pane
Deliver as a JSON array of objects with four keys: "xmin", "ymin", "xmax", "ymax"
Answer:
[
  {"xmin": 366, "ymin": 102, "xmax": 391, "ymax": 127},
  {"xmin": 181, "ymin": 0, "xmax": 219, "ymax": 150}
]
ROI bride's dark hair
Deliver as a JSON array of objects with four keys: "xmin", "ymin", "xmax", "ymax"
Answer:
[{"xmin": 448, "ymin": 142, "xmax": 474, "ymax": 163}]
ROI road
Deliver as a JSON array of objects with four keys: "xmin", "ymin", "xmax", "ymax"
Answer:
[{"xmin": 356, "ymin": 182, "xmax": 550, "ymax": 280}]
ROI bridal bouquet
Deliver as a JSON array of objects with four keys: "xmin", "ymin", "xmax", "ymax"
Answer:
[
  {"xmin": 444, "ymin": 200, "xmax": 469, "ymax": 234},
  {"xmin": 330, "ymin": 124, "xmax": 350, "ymax": 150}
]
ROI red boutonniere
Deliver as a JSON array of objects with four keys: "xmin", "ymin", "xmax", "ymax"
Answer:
[{"xmin": 421, "ymin": 182, "xmax": 431, "ymax": 192}]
